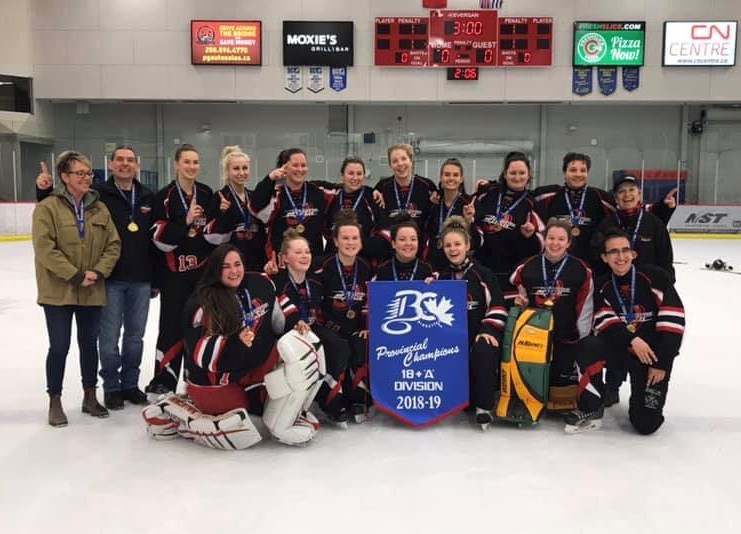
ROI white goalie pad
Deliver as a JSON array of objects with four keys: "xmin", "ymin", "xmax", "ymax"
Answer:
[
  {"xmin": 263, "ymin": 330, "xmax": 326, "ymax": 446},
  {"xmin": 142, "ymin": 394, "xmax": 262, "ymax": 450}
]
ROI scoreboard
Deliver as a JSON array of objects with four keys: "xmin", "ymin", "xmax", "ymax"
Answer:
[
  {"xmin": 428, "ymin": 10, "xmax": 498, "ymax": 66},
  {"xmin": 374, "ymin": 11, "xmax": 553, "ymax": 68},
  {"xmin": 498, "ymin": 17, "xmax": 553, "ymax": 66},
  {"xmin": 375, "ymin": 17, "xmax": 429, "ymax": 67}
]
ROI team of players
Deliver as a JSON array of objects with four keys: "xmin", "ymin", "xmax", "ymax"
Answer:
[{"xmin": 37, "ymin": 143, "xmax": 684, "ymax": 440}]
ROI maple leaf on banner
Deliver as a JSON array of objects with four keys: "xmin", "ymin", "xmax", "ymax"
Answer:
[{"xmin": 423, "ymin": 296, "xmax": 454, "ymax": 326}]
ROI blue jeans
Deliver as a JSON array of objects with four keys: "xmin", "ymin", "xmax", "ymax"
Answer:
[
  {"xmin": 43, "ymin": 305, "xmax": 102, "ymax": 395},
  {"xmin": 98, "ymin": 280, "xmax": 151, "ymax": 392}
]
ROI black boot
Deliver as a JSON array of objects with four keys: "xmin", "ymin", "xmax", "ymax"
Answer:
[{"xmin": 82, "ymin": 388, "xmax": 109, "ymax": 418}]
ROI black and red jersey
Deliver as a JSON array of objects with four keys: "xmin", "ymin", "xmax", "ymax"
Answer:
[
  {"xmin": 373, "ymin": 257, "xmax": 435, "ymax": 282},
  {"xmin": 424, "ymin": 192, "xmax": 474, "ymax": 272},
  {"xmin": 316, "ymin": 255, "xmax": 372, "ymax": 336},
  {"xmin": 439, "ymin": 261, "xmax": 508, "ymax": 344},
  {"xmin": 593, "ymin": 264, "xmax": 684, "ymax": 371},
  {"xmin": 474, "ymin": 185, "xmax": 543, "ymax": 281},
  {"xmin": 374, "ymin": 174, "xmax": 437, "ymax": 234},
  {"xmin": 271, "ymin": 270, "xmax": 324, "ymax": 330},
  {"xmin": 151, "ymin": 180, "xmax": 214, "ymax": 275},
  {"xmin": 183, "ymin": 273, "xmax": 294, "ymax": 386},
  {"xmin": 251, "ymin": 176, "xmax": 333, "ymax": 263},
  {"xmin": 510, "ymin": 253, "xmax": 594, "ymax": 343},
  {"xmin": 324, "ymin": 186, "xmax": 388, "ymax": 260},
  {"xmin": 206, "ymin": 185, "xmax": 267, "ymax": 272}
]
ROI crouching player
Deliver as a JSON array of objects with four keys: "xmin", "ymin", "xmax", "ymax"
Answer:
[
  {"xmin": 593, "ymin": 229, "xmax": 684, "ymax": 435},
  {"xmin": 511, "ymin": 218, "xmax": 607, "ymax": 433},
  {"xmin": 143, "ymin": 244, "xmax": 325, "ymax": 448}
]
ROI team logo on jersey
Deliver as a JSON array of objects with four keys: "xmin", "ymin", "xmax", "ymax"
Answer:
[
  {"xmin": 533, "ymin": 283, "xmax": 570, "ymax": 307},
  {"xmin": 381, "ymin": 289, "xmax": 455, "ymax": 335}
]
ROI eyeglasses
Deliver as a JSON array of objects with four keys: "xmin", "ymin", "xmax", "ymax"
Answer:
[
  {"xmin": 65, "ymin": 170, "xmax": 94, "ymax": 178},
  {"xmin": 604, "ymin": 247, "xmax": 633, "ymax": 257}
]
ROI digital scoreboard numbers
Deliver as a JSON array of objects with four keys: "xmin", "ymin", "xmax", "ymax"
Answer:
[
  {"xmin": 375, "ymin": 17, "xmax": 430, "ymax": 67},
  {"xmin": 428, "ymin": 10, "xmax": 498, "ymax": 67},
  {"xmin": 498, "ymin": 17, "xmax": 553, "ymax": 66}
]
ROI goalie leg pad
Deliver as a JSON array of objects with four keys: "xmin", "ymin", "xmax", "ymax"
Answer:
[{"xmin": 142, "ymin": 397, "xmax": 179, "ymax": 440}]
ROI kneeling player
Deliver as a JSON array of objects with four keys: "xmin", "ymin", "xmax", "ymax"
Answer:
[
  {"xmin": 439, "ymin": 216, "xmax": 507, "ymax": 430},
  {"xmin": 143, "ymin": 245, "xmax": 324, "ymax": 448},
  {"xmin": 511, "ymin": 218, "xmax": 607, "ymax": 433},
  {"xmin": 593, "ymin": 229, "xmax": 684, "ymax": 435}
]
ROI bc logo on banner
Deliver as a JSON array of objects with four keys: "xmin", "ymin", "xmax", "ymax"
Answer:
[{"xmin": 368, "ymin": 280, "xmax": 469, "ymax": 427}]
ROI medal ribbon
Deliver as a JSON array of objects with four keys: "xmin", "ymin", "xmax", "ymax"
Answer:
[
  {"xmin": 615, "ymin": 209, "xmax": 644, "ymax": 249},
  {"xmin": 564, "ymin": 187, "xmax": 587, "ymax": 229},
  {"xmin": 175, "ymin": 179, "xmax": 195, "ymax": 213},
  {"xmin": 611, "ymin": 265, "xmax": 636, "ymax": 326},
  {"xmin": 335, "ymin": 256, "xmax": 358, "ymax": 312},
  {"xmin": 339, "ymin": 189, "xmax": 364, "ymax": 213},
  {"xmin": 287, "ymin": 273, "xmax": 312, "ymax": 322},
  {"xmin": 392, "ymin": 258, "xmax": 419, "ymax": 281},
  {"xmin": 284, "ymin": 184, "xmax": 308, "ymax": 225},
  {"xmin": 495, "ymin": 190, "xmax": 528, "ymax": 224},
  {"xmin": 437, "ymin": 193, "xmax": 461, "ymax": 238},
  {"xmin": 72, "ymin": 197, "xmax": 85, "ymax": 239},
  {"xmin": 114, "ymin": 181, "xmax": 137, "ymax": 223},
  {"xmin": 540, "ymin": 254, "xmax": 569, "ymax": 300},
  {"xmin": 393, "ymin": 178, "xmax": 415, "ymax": 214},
  {"xmin": 228, "ymin": 185, "xmax": 251, "ymax": 227},
  {"xmin": 236, "ymin": 287, "xmax": 254, "ymax": 328}
]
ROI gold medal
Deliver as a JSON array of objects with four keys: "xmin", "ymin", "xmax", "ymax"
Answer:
[
  {"xmin": 346, "ymin": 309, "xmax": 356, "ymax": 320},
  {"xmin": 127, "ymin": 221, "xmax": 139, "ymax": 232},
  {"xmin": 544, "ymin": 299, "xmax": 554, "ymax": 307},
  {"xmin": 492, "ymin": 221, "xmax": 502, "ymax": 232},
  {"xmin": 627, "ymin": 324, "xmax": 636, "ymax": 333},
  {"xmin": 571, "ymin": 227, "xmax": 581, "ymax": 237},
  {"xmin": 188, "ymin": 227, "xmax": 197, "ymax": 238},
  {"xmin": 295, "ymin": 224, "xmax": 305, "ymax": 234}
]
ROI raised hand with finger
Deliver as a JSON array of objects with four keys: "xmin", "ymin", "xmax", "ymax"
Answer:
[{"xmin": 37, "ymin": 161, "xmax": 53, "ymax": 190}]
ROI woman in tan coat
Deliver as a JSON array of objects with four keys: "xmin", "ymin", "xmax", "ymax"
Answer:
[{"xmin": 32, "ymin": 151, "xmax": 121, "ymax": 427}]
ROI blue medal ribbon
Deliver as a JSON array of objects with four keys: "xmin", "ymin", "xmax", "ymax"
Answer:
[
  {"xmin": 72, "ymin": 197, "xmax": 85, "ymax": 239},
  {"xmin": 611, "ymin": 266, "xmax": 636, "ymax": 325},
  {"xmin": 541, "ymin": 254, "xmax": 569, "ymax": 300},
  {"xmin": 175, "ymin": 179, "xmax": 195, "ymax": 213},
  {"xmin": 437, "ymin": 193, "xmax": 461, "ymax": 238},
  {"xmin": 339, "ymin": 189, "xmax": 364, "ymax": 213},
  {"xmin": 335, "ymin": 255, "xmax": 359, "ymax": 312},
  {"xmin": 392, "ymin": 257, "xmax": 419, "ymax": 281},
  {"xmin": 287, "ymin": 273, "xmax": 312, "ymax": 322},
  {"xmin": 393, "ymin": 178, "xmax": 415, "ymax": 214},
  {"xmin": 495, "ymin": 190, "xmax": 528, "ymax": 225},
  {"xmin": 228, "ymin": 185, "xmax": 251, "ymax": 227},
  {"xmin": 564, "ymin": 187, "xmax": 587, "ymax": 229},
  {"xmin": 114, "ymin": 181, "xmax": 137, "ymax": 224},
  {"xmin": 615, "ymin": 209, "xmax": 644, "ymax": 249},
  {"xmin": 236, "ymin": 287, "xmax": 254, "ymax": 328},
  {"xmin": 283, "ymin": 184, "xmax": 308, "ymax": 226}
]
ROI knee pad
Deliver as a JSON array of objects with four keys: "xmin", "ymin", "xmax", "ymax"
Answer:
[{"xmin": 262, "ymin": 330, "xmax": 325, "ymax": 446}]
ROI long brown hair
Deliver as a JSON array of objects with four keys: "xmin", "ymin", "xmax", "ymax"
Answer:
[{"xmin": 195, "ymin": 245, "xmax": 243, "ymax": 335}]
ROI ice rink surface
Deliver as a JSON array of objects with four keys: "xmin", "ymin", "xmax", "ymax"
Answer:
[{"xmin": 0, "ymin": 238, "xmax": 740, "ymax": 534}]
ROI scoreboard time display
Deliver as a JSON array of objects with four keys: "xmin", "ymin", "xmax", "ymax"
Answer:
[{"xmin": 375, "ymin": 11, "xmax": 552, "ymax": 68}]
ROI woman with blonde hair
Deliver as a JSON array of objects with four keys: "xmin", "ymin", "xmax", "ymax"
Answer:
[{"xmin": 206, "ymin": 145, "xmax": 267, "ymax": 271}]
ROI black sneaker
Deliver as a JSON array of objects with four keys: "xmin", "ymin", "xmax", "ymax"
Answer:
[
  {"xmin": 604, "ymin": 387, "xmax": 620, "ymax": 408},
  {"xmin": 122, "ymin": 387, "xmax": 148, "ymax": 405},
  {"xmin": 104, "ymin": 391, "xmax": 124, "ymax": 410},
  {"xmin": 475, "ymin": 408, "xmax": 494, "ymax": 431},
  {"xmin": 564, "ymin": 406, "xmax": 604, "ymax": 434}
]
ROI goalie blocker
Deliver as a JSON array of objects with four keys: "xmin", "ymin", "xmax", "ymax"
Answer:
[{"xmin": 142, "ymin": 330, "xmax": 326, "ymax": 448}]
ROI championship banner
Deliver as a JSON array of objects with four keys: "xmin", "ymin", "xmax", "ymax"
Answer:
[
  {"xmin": 330, "ymin": 67, "xmax": 347, "ymax": 92},
  {"xmin": 368, "ymin": 280, "xmax": 469, "ymax": 427},
  {"xmin": 597, "ymin": 66, "xmax": 617, "ymax": 95},
  {"xmin": 307, "ymin": 66, "xmax": 325, "ymax": 93},
  {"xmin": 572, "ymin": 67, "xmax": 593, "ymax": 96},
  {"xmin": 285, "ymin": 66, "xmax": 302, "ymax": 93},
  {"xmin": 622, "ymin": 67, "xmax": 640, "ymax": 91}
]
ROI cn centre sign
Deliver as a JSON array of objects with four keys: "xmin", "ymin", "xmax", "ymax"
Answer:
[
  {"xmin": 283, "ymin": 21, "xmax": 354, "ymax": 66},
  {"xmin": 668, "ymin": 205, "xmax": 741, "ymax": 234},
  {"xmin": 663, "ymin": 21, "xmax": 738, "ymax": 66}
]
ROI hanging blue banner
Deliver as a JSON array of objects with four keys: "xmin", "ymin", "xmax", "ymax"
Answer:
[
  {"xmin": 622, "ymin": 67, "xmax": 640, "ymax": 92},
  {"xmin": 597, "ymin": 67, "xmax": 618, "ymax": 96},
  {"xmin": 329, "ymin": 67, "xmax": 347, "ymax": 92},
  {"xmin": 368, "ymin": 280, "xmax": 469, "ymax": 427},
  {"xmin": 572, "ymin": 67, "xmax": 592, "ymax": 96}
]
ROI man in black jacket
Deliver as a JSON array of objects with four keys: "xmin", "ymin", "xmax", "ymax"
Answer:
[{"xmin": 37, "ymin": 146, "xmax": 156, "ymax": 409}]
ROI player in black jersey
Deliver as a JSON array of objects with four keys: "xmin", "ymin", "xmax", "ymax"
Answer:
[
  {"xmin": 594, "ymin": 229, "xmax": 684, "ymax": 434},
  {"xmin": 251, "ymin": 148, "xmax": 333, "ymax": 269},
  {"xmin": 373, "ymin": 215, "xmax": 435, "ymax": 282},
  {"xmin": 424, "ymin": 158, "xmax": 476, "ymax": 272},
  {"xmin": 590, "ymin": 175, "xmax": 674, "ymax": 281},
  {"xmin": 473, "ymin": 152, "xmax": 544, "ymax": 300},
  {"xmin": 147, "ymin": 144, "xmax": 215, "ymax": 400},
  {"xmin": 323, "ymin": 157, "xmax": 388, "ymax": 264},
  {"xmin": 439, "ymin": 216, "xmax": 508, "ymax": 430},
  {"xmin": 375, "ymin": 143, "xmax": 438, "ymax": 252},
  {"xmin": 317, "ymin": 211, "xmax": 374, "ymax": 423},
  {"xmin": 206, "ymin": 146, "xmax": 267, "ymax": 272},
  {"xmin": 511, "ymin": 218, "xmax": 607, "ymax": 433}
]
